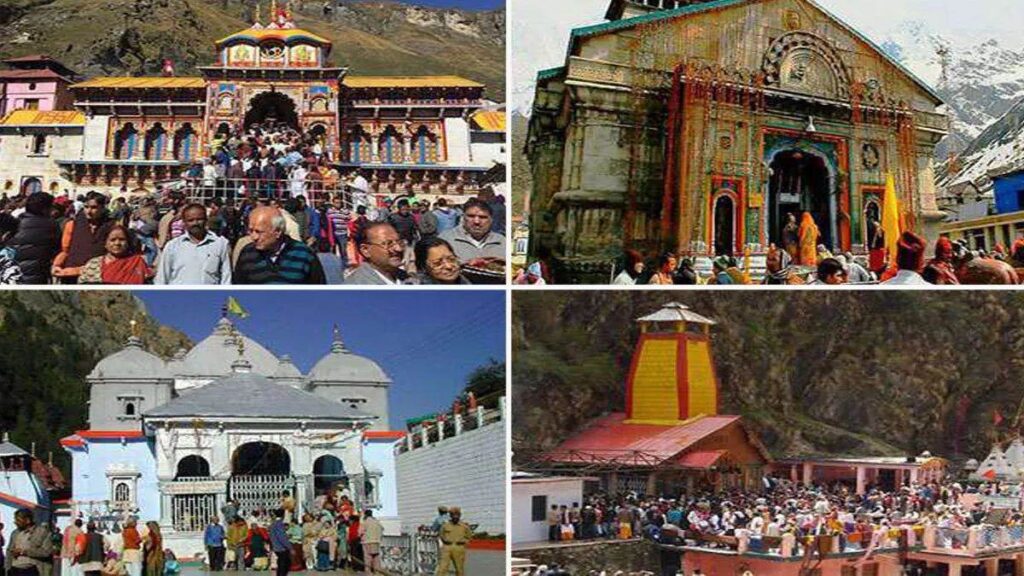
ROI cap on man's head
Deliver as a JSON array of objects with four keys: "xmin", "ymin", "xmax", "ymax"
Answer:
[{"xmin": 448, "ymin": 506, "xmax": 461, "ymax": 515}]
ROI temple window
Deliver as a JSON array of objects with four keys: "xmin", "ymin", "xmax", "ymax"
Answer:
[
  {"xmin": 114, "ymin": 482, "xmax": 131, "ymax": 504},
  {"xmin": 23, "ymin": 99, "xmax": 39, "ymax": 110},
  {"xmin": 413, "ymin": 126, "xmax": 437, "ymax": 165},
  {"xmin": 31, "ymin": 135, "xmax": 46, "ymax": 155},
  {"xmin": 118, "ymin": 395, "xmax": 144, "ymax": 420}
]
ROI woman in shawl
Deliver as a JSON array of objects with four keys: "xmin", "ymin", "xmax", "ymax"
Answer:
[
  {"xmin": 143, "ymin": 522, "xmax": 164, "ymax": 576},
  {"xmin": 797, "ymin": 212, "xmax": 820, "ymax": 266},
  {"xmin": 77, "ymin": 224, "xmax": 152, "ymax": 284}
]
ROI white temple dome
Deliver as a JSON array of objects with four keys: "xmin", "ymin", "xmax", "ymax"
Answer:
[
  {"xmin": 89, "ymin": 336, "xmax": 171, "ymax": 380},
  {"xmin": 308, "ymin": 329, "xmax": 390, "ymax": 384},
  {"xmin": 174, "ymin": 317, "xmax": 278, "ymax": 379}
]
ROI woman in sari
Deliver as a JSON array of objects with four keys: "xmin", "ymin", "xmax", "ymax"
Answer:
[
  {"xmin": 143, "ymin": 522, "xmax": 164, "ymax": 576},
  {"xmin": 78, "ymin": 224, "xmax": 152, "ymax": 284},
  {"xmin": 797, "ymin": 212, "xmax": 820, "ymax": 266}
]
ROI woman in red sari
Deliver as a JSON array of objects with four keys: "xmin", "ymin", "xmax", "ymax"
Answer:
[
  {"xmin": 797, "ymin": 212, "xmax": 820, "ymax": 266},
  {"xmin": 77, "ymin": 224, "xmax": 153, "ymax": 284}
]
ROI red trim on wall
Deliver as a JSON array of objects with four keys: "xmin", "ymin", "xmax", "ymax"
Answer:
[
  {"xmin": 677, "ymin": 334, "xmax": 689, "ymax": 420},
  {"xmin": 363, "ymin": 431, "xmax": 406, "ymax": 440},
  {"xmin": 75, "ymin": 430, "xmax": 144, "ymax": 439},
  {"xmin": 624, "ymin": 334, "xmax": 647, "ymax": 420},
  {"xmin": 467, "ymin": 539, "xmax": 505, "ymax": 551},
  {"xmin": 0, "ymin": 492, "xmax": 40, "ymax": 509}
]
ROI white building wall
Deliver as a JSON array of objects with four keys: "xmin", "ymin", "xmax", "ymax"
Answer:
[
  {"xmin": 67, "ymin": 439, "xmax": 160, "ymax": 524},
  {"xmin": 511, "ymin": 479, "xmax": 585, "ymax": 545},
  {"xmin": 469, "ymin": 136, "xmax": 505, "ymax": 169},
  {"xmin": 395, "ymin": 420, "xmax": 505, "ymax": 535},
  {"xmin": 443, "ymin": 118, "xmax": 472, "ymax": 166},
  {"xmin": 362, "ymin": 438, "xmax": 400, "ymax": 535},
  {"xmin": 0, "ymin": 131, "xmax": 82, "ymax": 194},
  {"xmin": 81, "ymin": 116, "xmax": 110, "ymax": 161}
]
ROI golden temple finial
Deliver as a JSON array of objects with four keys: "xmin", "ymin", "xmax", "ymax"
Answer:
[
  {"xmin": 270, "ymin": 0, "xmax": 279, "ymax": 23},
  {"xmin": 284, "ymin": 0, "xmax": 292, "ymax": 20},
  {"xmin": 253, "ymin": 2, "xmax": 261, "ymax": 25},
  {"xmin": 130, "ymin": 317, "xmax": 140, "ymax": 338}
]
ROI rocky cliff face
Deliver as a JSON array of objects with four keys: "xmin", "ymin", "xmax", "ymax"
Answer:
[
  {"xmin": 0, "ymin": 292, "xmax": 190, "ymax": 475},
  {"xmin": 0, "ymin": 0, "xmax": 506, "ymax": 99},
  {"xmin": 512, "ymin": 292, "xmax": 1024, "ymax": 466}
]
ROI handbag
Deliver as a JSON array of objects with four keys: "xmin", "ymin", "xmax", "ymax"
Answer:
[{"xmin": 316, "ymin": 540, "xmax": 330, "ymax": 554}]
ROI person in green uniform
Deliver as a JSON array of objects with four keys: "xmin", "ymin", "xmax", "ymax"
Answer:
[{"xmin": 435, "ymin": 507, "xmax": 473, "ymax": 576}]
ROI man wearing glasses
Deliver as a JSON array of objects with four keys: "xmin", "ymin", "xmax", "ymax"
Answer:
[{"xmin": 346, "ymin": 222, "xmax": 415, "ymax": 285}]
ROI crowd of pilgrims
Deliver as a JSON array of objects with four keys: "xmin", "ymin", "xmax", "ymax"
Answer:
[
  {"xmin": 0, "ymin": 122, "xmax": 507, "ymax": 285},
  {"xmin": 0, "ymin": 486, "xmax": 409, "ymax": 576},
  {"xmin": 604, "ymin": 212, "xmax": 1024, "ymax": 286},
  {"xmin": 543, "ymin": 479, "xmax": 1021, "ymax": 550}
]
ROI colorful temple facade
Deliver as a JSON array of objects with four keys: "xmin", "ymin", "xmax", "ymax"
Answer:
[
  {"xmin": 538, "ymin": 303, "xmax": 771, "ymax": 495},
  {"xmin": 527, "ymin": 0, "xmax": 948, "ymax": 282},
  {"xmin": 0, "ymin": 3, "xmax": 504, "ymax": 197}
]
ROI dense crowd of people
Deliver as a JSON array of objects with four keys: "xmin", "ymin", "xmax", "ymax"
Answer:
[
  {"xmin": 0, "ymin": 121, "xmax": 507, "ymax": 285},
  {"xmin": 606, "ymin": 227, "xmax": 1024, "ymax": 286},
  {"xmin": 0, "ymin": 182, "xmax": 506, "ymax": 286},
  {"xmin": 1, "ymin": 486, "xmax": 475, "ymax": 576},
  {"xmin": 545, "ymin": 478, "xmax": 1017, "ymax": 552}
]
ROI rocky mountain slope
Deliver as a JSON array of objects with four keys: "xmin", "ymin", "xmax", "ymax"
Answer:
[
  {"xmin": 513, "ymin": 292, "xmax": 1024, "ymax": 466},
  {"xmin": 0, "ymin": 0, "xmax": 505, "ymax": 100},
  {"xmin": 0, "ymin": 292, "xmax": 190, "ymax": 476}
]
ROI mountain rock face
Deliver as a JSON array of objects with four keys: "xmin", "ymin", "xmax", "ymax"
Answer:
[
  {"xmin": 0, "ymin": 0, "xmax": 505, "ymax": 99},
  {"xmin": 0, "ymin": 292, "xmax": 190, "ymax": 476},
  {"xmin": 513, "ymin": 292, "xmax": 1024, "ymax": 466}
]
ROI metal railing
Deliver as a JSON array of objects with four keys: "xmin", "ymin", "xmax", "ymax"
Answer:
[
  {"xmin": 162, "ymin": 177, "xmax": 356, "ymax": 206},
  {"xmin": 380, "ymin": 533, "xmax": 440, "ymax": 575},
  {"xmin": 398, "ymin": 398, "xmax": 506, "ymax": 455}
]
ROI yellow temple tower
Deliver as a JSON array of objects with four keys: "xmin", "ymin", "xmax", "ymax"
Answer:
[{"xmin": 625, "ymin": 303, "xmax": 719, "ymax": 425}]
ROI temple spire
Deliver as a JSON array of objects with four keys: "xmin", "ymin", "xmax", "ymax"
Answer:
[
  {"xmin": 253, "ymin": 2, "xmax": 262, "ymax": 26},
  {"xmin": 331, "ymin": 323, "xmax": 347, "ymax": 353}
]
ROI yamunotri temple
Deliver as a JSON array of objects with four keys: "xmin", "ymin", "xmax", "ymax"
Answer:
[
  {"xmin": 0, "ymin": 3, "xmax": 505, "ymax": 199},
  {"xmin": 526, "ymin": 0, "xmax": 949, "ymax": 283}
]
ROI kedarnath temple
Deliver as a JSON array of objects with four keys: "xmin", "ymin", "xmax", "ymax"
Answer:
[
  {"xmin": 526, "ymin": 0, "xmax": 949, "ymax": 283},
  {"xmin": 0, "ymin": 1, "xmax": 504, "ymax": 198}
]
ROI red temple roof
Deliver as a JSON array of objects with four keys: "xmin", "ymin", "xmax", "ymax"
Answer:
[
  {"xmin": 673, "ymin": 449, "xmax": 727, "ymax": 469},
  {"xmin": 541, "ymin": 413, "xmax": 742, "ymax": 467}
]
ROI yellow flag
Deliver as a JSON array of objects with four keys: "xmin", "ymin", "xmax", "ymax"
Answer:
[
  {"xmin": 226, "ymin": 297, "xmax": 249, "ymax": 319},
  {"xmin": 882, "ymin": 173, "xmax": 902, "ymax": 262}
]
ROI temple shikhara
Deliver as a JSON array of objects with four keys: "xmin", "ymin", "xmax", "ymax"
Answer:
[
  {"xmin": 0, "ymin": 1, "xmax": 504, "ymax": 198},
  {"xmin": 526, "ymin": 0, "xmax": 949, "ymax": 282}
]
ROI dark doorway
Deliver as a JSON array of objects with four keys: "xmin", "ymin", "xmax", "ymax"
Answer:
[
  {"xmin": 244, "ymin": 91, "xmax": 299, "ymax": 129},
  {"xmin": 769, "ymin": 150, "xmax": 833, "ymax": 250},
  {"xmin": 312, "ymin": 455, "xmax": 346, "ymax": 495},
  {"xmin": 175, "ymin": 455, "xmax": 211, "ymax": 479},
  {"xmin": 713, "ymin": 195, "xmax": 735, "ymax": 256},
  {"xmin": 864, "ymin": 199, "xmax": 881, "ymax": 247},
  {"xmin": 231, "ymin": 442, "xmax": 291, "ymax": 476}
]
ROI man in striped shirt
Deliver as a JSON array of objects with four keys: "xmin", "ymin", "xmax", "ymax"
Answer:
[{"xmin": 233, "ymin": 206, "xmax": 326, "ymax": 284}]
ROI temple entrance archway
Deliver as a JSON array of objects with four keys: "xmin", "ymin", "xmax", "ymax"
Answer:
[
  {"xmin": 229, "ymin": 442, "xmax": 294, "ymax": 516},
  {"xmin": 711, "ymin": 194, "xmax": 736, "ymax": 256},
  {"xmin": 768, "ymin": 148, "xmax": 835, "ymax": 250},
  {"xmin": 244, "ymin": 91, "xmax": 299, "ymax": 130},
  {"xmin": 231, "ymin": 441, "xmax": 291, "ymax": 476},
  {"xmin": 312, "ymin": 454, "xmax": 346, "ymax": 496}
]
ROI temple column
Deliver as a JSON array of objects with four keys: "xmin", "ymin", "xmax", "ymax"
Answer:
[
  {"xmin": 646, "ymin": 473, "xmax": 657, "ymax": 496},
  {"xmin": 1014, "ymin": 553, "xmax": 1024, "ymax": 576},
  {"xmin": 403, "ymin": 137, "xmax": 412, "ymax": 164},
  {"xmin": 802, "ymin": 462, "xmax": 813, "ymax": 486},
  {"xmin": 371, "ymin": 134, "xmax": 380, "ymax": 163},
  {"xmin": 947, "ymin": 563, "xmax": 962, "ymax": 576},
  {"xmin": 856, "ymin": 466, "xmax": 867, "ymax": 495},
  {"xmin": 158, "ymin": 484, "xmax": 173, "ymax": 531},
  {"xmin": 910, "ymin": 467, "xmax": 919, "ymax": 485},
  {"xmin": 790, "ymin": 464, "xmax": 798, "ymax": 483},
  {"xmin": 985, "ymin": 558, "xmax": 999, "ymax": 576}
]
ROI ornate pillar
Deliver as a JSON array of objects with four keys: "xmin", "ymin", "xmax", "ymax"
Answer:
[
  {"xmin": 402, "ymin": 137, "xmax": 412, "ymax": 164},
  {"xmin": 370, "ymin": 134, "xmax": 380, "ymax": 163},
  {"xmin": 158, "ymin": 482, "xmax": 174, "ymax": 530}
]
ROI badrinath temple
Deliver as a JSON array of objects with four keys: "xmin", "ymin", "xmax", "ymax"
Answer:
[
  {"xmin": 526, "ymin": 0, "xmax": 949, "ymax": 283},
  {"xmin": 0, "ymin": 2, "xmax": 505, "ymax": 199}
]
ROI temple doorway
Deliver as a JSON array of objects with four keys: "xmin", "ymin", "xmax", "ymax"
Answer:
[
  {"xmin": 244, "ymin": 91, "xmax": 299, "ymax": 130},
  {"xmin": 712, "ymin": 194, "xmax": 736, "ymax": 256},
  {"xmin": 768, "ymin": 149, "xmax": 834, "ymax": 250},
  {"xmin": 229, "ymin": 441, "xmax": 294, "ymax": 516}
]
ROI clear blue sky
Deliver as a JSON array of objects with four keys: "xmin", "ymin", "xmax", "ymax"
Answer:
[
  {"xmin": 135, "ymin": 291, "xmax": 505, "ymax": 428},
  {"xmin": 401, "ymin": 0, "xmax": 504, "ymax": 9}
]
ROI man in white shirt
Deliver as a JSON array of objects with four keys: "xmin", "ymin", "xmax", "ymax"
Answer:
[{"xmin": 155, "ymin": 203, "xmax": 231, "ymax": 285}]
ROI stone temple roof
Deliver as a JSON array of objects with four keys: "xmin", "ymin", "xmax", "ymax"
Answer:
[
  {"xmin": 144, "ymin": 370, "xmax": 375, "ymax": 422},
  {"xmin": 88, "ymin": 336, "xmax": 172, "ymax": 380},
  {"xmin": 308, "ymin": 328, "xmax": 391, "ymax": 385},
  {"xmin": 174, "ymin": 318, "xmax": 278, "ymax": 379}
]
